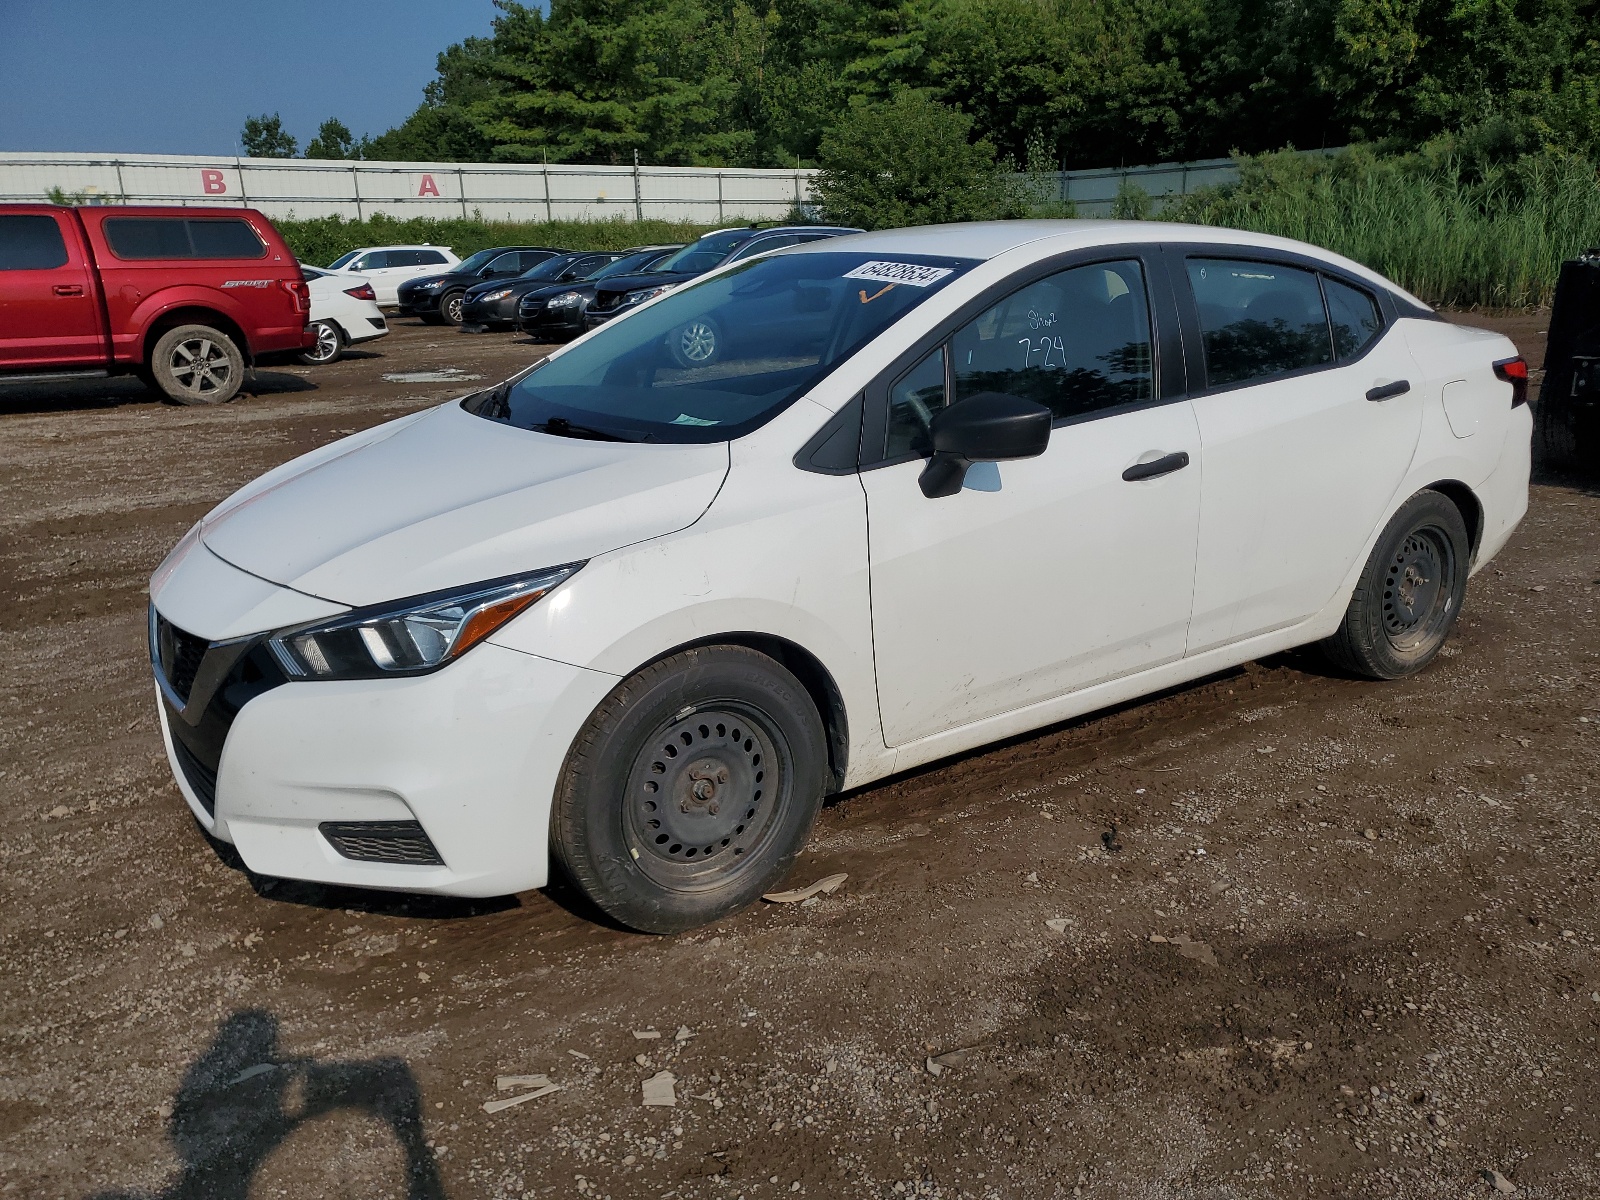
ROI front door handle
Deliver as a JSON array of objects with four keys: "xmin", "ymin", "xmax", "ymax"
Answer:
[
  {"xmin": 1122, "ymin": 451, "xmax": 1191, "ymax": 482},
  {"xmin": 1366, "ymin": 379, "xmax": 1410, "ymax": 402},
  {"xmin": 53, "ymin": 284, "xmax": 84, "ymax": 297}
]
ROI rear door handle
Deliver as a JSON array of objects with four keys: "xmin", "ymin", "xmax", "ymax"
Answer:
[
  {"xmin": 1366, "ymin": 379, "xmax": 1410, "ymax": 402},
  {"xmin": 53, "ymin": 284, "xmax": 84, "ymax": 297},
  {"xmin": 1122, "ymin": 451, "xmax": 1191, "ymax": 482}
]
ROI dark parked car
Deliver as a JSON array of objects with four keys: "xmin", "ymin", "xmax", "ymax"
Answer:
[
  {"xmin": 395, "ymin": 246, "xmax": 567, "ymax": 326},
  {"xmin": 460, "ymin": 251, "xmax": 633, "ymax": 331},
  {"xmin": 1537, "ymin": 247, "xmax": 1600, "ymax": 470},
  {"xmin": 582, "ymin": 225, "xmax": 862, "ymax": 332},
  {"xmin": 516, "ymin": 245, "xmax": 682, "ymax": 341}
]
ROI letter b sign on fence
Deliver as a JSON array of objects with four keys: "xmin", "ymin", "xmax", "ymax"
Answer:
[{"xmin": 201, "ymin": 169, "xmax": 228, "ymax": 195}]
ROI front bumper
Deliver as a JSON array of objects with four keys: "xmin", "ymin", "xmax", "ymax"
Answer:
[
  {"xmin": 149, "ymin": 548, "xmax": 620, "ymax": 897},
  {"xmin": 519, "ymin": 305, "xmax": 585, "ymax": 338},
  {"xmin": 395, "ymin": 290, "xmax": 445, "ymax": 316},
  {"xmin": 461, "ymin": 296, "xmax": 518, "ymax": 328}
]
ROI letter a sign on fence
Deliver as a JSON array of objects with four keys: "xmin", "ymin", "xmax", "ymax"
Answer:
[
  {"xmin": 418, "ymin": 174, "xmax": 441, "ymax": 198},
  {"xmin": 201, "ymin": 169, "xmax": 228, "ymax": 195}
]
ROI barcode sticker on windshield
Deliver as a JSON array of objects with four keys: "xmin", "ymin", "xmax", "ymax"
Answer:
[{"xmin": 842, "ymin": 261, "xmax": 954, "ymax": 288}]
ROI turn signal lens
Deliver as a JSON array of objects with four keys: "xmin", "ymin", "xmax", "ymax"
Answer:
[
  {"xmin": 1493, "ymin": 356, "xmax": 1529, "ymax": 407},
  {"xmin": 268, "ymin": 563, "xmax": 584, "ymax": 680}
]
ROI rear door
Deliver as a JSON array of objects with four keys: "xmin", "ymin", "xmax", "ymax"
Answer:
[
  {"xmin": 1174, "ymin": 250, "xmax": 1424, "ymax": 653},
  {"xmin": 0, "ymin": 208, "xmax": 105, "ymax": 368}
]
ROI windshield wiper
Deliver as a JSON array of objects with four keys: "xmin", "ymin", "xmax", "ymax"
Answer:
[{"xmin": 536, "ymin": 416, "xmax": 637, "ymax": 442}]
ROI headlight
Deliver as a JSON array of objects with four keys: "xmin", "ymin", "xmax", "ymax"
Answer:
[
  {"xmin": 622, "ymin": 285, "xmax": 674, "ymax": 308},
  {"xmin": 478, "ymin": 288, "xmax": 515, "ymax": 303},
  {"xmin": 419, "ymin": 278, "xmax": 446, "ymax": 290},
  {"xmin": 267, "ymin": 564, "xmax": 582, "ymax": 680},
  {"xmin": 547, "ymin": 291, "xmax": 585, "ymax": 308}
]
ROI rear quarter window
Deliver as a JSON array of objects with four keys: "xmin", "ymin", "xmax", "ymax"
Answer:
[
  {"xmin": 104, "ymin": 217, "xmax": 266, "ymax": 261},
  {"xmin": 0, "ymin": 215, "xmax": 69, "ymax": 270}
]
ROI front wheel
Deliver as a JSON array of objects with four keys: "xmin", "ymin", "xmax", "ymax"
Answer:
[
  {"xmin": 551, "ymin": 646, "xmax": 828, "ymax": 933},
  {"xmin": 440, "ymin": 290, "xmax": 466, "ymax": 326},
  {"xmin": 149, "ymin": 324, "xmax": 244, "ymax": 405},
  {"xmin": 298, "ymin": 320, "xmax": 344, "ymax": 365},
  {"xmin": 1320, "ymin": 490, "xmax": 1469, "ymax": 679}
]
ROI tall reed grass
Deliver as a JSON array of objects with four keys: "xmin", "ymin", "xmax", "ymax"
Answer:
[{"xmin": 1166, "ymin": 150, "xmax": 1600, "ymax": 308}]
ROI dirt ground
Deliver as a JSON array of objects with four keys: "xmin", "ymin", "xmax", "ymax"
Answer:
[{"xmin": 2, "ymin": 309, "xmax": 1597, "ymax": 1200}]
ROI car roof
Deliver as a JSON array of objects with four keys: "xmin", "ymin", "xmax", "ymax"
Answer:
[
  {"xmin": 342, "ymin": 244, "xmax": 454, "ymax": 253},
  {"xmin": 787, "ymin": 220, "xmax": 1420, "ymax": 303}
]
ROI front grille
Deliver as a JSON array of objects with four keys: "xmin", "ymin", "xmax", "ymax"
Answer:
[
  {"xmin": 156, "ymin": 616, "xmax": 208, "ymax": 704},
  {"xmin": 172, "ymin": 738, "xmax": 218, "ymax": 815},
  {"xmin": 320, "ymin": 821, "xmax": 445, "ymax": 866}
]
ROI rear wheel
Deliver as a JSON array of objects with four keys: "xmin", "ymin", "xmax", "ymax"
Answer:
[
  {"xmin": 298, "ymin": 320, "xmax": 344, "ymax": 365},
  {"xmin": 551, "ymin": 646, "xmax": 828, "ymax": 933},
  {"xmin": 440, "ymin": 290, "xmax": 466, "ymax": 326},
  {"xmin": 1320, "ymin": 491, "xmax": 1469, "ymax": 679},
  {"xmin": 667, "ymin": 316, "xmax": 722, "ymax": 369},
  {"xmin": 149, "ymin": 324, "xmax": 244, "ymax": 406}
]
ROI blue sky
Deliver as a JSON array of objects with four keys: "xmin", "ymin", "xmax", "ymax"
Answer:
[{"xmin": 0, "ymin": 0, "xmax": 502, "ymax": 156}]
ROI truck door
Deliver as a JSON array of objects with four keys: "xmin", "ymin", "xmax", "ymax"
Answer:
[{"xmin": 0, "ymin": 208, "xmax": 105, "ymax": 369}]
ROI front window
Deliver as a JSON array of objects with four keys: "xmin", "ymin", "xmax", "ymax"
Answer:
[
  {"xmin": 518, "ymin": 254, "xmax": 583, "ymax": 282},
  {"xmin": 328, "ymin": 250, "xmax": 361, "ymax": 270},
  {"xmin": 467, "ymin": 252, "xmax": 974, "ymax": 443}
]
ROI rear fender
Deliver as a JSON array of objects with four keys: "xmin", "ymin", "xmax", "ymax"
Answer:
[{"xmin": 129, "ymin": 291, "xmax": 254, "ymax": 365}]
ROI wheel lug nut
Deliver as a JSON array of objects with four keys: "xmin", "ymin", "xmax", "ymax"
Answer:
[{"xmin": 708, "ymin": 803, "xmax": 719, "ymax": 815}]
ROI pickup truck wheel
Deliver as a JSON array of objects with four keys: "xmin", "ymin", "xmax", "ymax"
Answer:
[
  {"xmin": 298, "ymin": 320, "xmax": 344, "ymax": 366},
  {"xmin": 551, "ymin": 646, "xmax": 828, "ymax": 933},
  {"xmin": 150, "ymin": 324, "xmax": 244, "ymax": 405}
]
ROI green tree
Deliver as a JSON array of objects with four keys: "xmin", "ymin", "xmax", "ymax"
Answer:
[
  {"xmin": 813, "ymin": 90, "xmax": 1018, "ymax": 228},
  {"xmin": 241, "ymin": 112, "xmax": 298, "ymax": 158},
  {"xmin": 305, "ymin": 118, "xmax": 357, "ymax": 159},
  {"xmin": 362, "ymin": 38, "xmax": 499, "ymax": 161}
]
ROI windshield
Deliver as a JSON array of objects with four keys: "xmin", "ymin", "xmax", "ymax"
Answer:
[
  {"xmin": 594, "ymin": 249, "xmax": 677, "ymax": 280},
  {"xmin": 327, "ymin": 250, "xmax": 360, "ymax": 270},
  {"xmin": 465, "ymin": 252, "xmax": 974, "ymax": 443},
  {"xmin": 519, "ymin": 254, "xmax": 582, "ymax": 281},
  {"xmin": 653, "ymin": 231, "xmax": 752, "ymax": 276},
  {"xmin": 455, "ymin": 248, "xmax": 503, "ymax": 274}
]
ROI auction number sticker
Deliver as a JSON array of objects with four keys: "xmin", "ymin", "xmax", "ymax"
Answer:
[{"xmin": 842, "ymin": 261, "xmax": 954, "ymax": 287}]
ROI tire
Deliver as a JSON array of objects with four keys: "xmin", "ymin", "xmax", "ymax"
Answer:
[
  {"xmin": 667, "ymin": 316, "xmax": 722, "ymax": 369},
  {"xmin": 440, "ymin": 290, "xmax": 466, "ymax": 326},
  {"xmin": 551, "ymin": 645, "xmax": 828, "ymax": 934},
  {"xmin": 298, "ymin": 320, "xmax": 344, "ymax": 366},
  {"xmin": 149, "ymin": 324, "xmax": 244, "ymax": 406},
  {"xmin": 1320, "ymin": 490, "xmax": 1470, "ymax": 680}
]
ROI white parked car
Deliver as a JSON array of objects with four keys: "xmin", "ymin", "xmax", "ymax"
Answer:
[
  {"xmin": 326, "ymin": 245, "xmax": 460, "ymax": 306},
  {"xmin": 299, "ymin": 267, "xmax": 390, "ymax": 365},
  {"xmin": 150, "ymin": 221, "xmax": 1530, "ymax": 933}
]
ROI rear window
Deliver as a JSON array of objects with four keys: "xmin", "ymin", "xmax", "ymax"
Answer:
[
  {"xmin": 104, "ymin": 217, "xmax": 266, "ymax": 261},
  {"xmin": 0, "ymin": 215, "xmax": 69, "ymax": 270}
]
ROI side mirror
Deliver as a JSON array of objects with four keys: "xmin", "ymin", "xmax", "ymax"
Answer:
[{"xmin": 918, "ymin": 392, "xmax": 1051, "ymax": 498}]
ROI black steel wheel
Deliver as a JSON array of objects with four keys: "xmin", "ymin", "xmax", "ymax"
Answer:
[
  {"xmin": 1321, "ymin": 490, "xmax": 1469, "ymax": 679},
  {"xmin": 551, "ymin": 646, "xmax": 827, "ymax": 933}
]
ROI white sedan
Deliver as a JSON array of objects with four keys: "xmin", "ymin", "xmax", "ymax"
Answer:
[
  {"xmin": 325, "ymin": 244, "xmax": 460, "ymax": 306},
  {"xmin": 299, "ymin": 267, "xmax": 390, "ymax": 365},
  {"xmin": 149, "ymin": 221, "xmax": 1530, "ymax": 932}
]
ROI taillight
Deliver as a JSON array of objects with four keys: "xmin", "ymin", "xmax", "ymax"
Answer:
[
  {"xmin": 344, "ymin": 283, "xmax": 376, "ymax": 302},
  {"xmin": 280, "ymin": 278, "xmax": 310, "ymax": 315},
  {"xmin": 1493, "ymin": 356, "xmax": 1529, "ymax": 407}
]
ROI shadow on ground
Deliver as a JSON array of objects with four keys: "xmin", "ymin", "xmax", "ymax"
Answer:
[{"xmin": 89, "ymin": 1009, "xmax": 445, "ymax": 1200}]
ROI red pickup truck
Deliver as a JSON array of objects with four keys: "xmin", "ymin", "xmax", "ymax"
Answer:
[{"xmin": 0, "ymin": 204, "xmax": 311, "ymax": 405}]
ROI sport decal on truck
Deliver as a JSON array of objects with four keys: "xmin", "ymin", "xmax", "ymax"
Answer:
[
  {"xmin": 221, "ymin": 280, "xmax": 271, "ymax": 289},
  {"xmin": 842, "ymin": 261, "xmax": 954, "ymax": 287}
]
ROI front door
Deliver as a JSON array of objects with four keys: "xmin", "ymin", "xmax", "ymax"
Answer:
[
  {"xmin": 862, "ymin": 257, "xmax": 1203, "ymax": 748},
  {"xmin": 0, "ymin": 209, "xmax": 104, "ymax": 368},
  {"xmin": 1177, "ymin": 255, "xmax": 1425, "ymax": 654}
]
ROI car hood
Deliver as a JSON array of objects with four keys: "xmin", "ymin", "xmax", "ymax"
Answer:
[
  {"xmin": 522, "ymin": 281, "xmax": 598, "ymax": 303},
  {"xmin": 399, "ymin": 272, "xmax": 458, "ymax": 293},
  {"xmin": 199, "ymin": 401, "xmax": 731, "ymax": 609},
  {"xmin": 595, "ymin": 271, "xmax": 695, "ymax": 297},
  {"xmin": 466, "ymin": 276, "xmax": 560, "ymax": 300}
]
